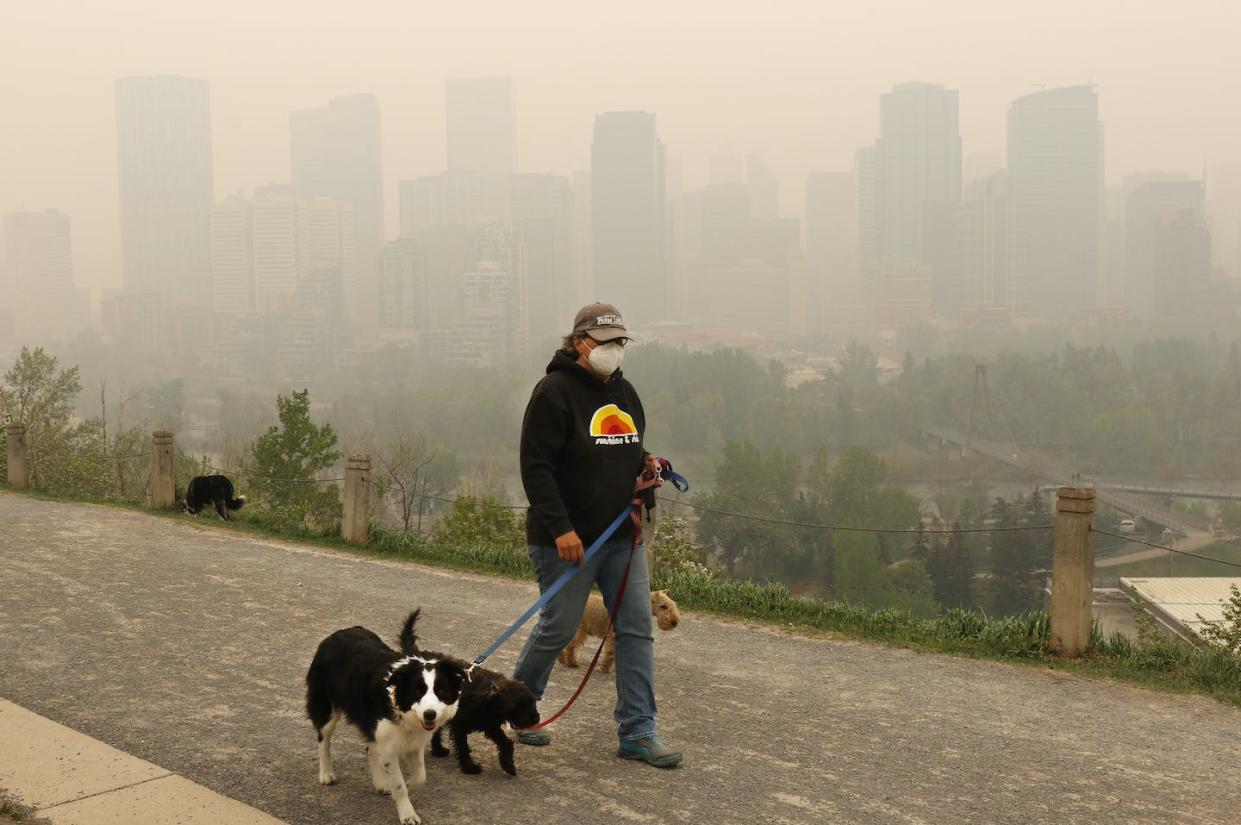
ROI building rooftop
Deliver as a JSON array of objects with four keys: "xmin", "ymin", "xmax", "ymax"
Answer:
[{"xmin": 1120, "ymin": 577, "xmax": 1240, "ymax": 642}]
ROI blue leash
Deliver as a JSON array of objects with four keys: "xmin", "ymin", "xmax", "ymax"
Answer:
[
  {"xmin": 661, "ymin": 467, "xmax": 690, "ymax": 493},
  {"xmin": 470, "ymin": 463, "xmax": 690, "ymax": 670},
  {"xmin": 471, "ymin": 504, "xmax": 635, "ymax": 668}
]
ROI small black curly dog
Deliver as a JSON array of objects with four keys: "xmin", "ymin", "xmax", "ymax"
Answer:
[{"xmin": 398, "ymin": 609, "xmax": 540, "ymax": 776}]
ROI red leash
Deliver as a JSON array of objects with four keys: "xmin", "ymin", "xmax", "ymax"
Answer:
[{"xmin": 524, "ymin": 501, "xmax": 644, "ymax": 731}]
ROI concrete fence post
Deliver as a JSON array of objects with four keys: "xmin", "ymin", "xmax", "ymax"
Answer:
[
  {"xmin": 151, "ymin": 431, "xmax": 176, "ymax": 509},
  {"xmin": 342, "ymin": 455, "xmax": 371, "ymax": 544},
  {"xmin": 6, "ymin": 424, "xmax": 28, "ymax": 488},
  {"xmin": 1049, "ymin": 486, "xmax": 1096, "ymax": 657}
]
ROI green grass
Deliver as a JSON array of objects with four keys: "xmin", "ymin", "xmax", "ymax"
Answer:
[{"xmin": 5, "ymin": 482, "xmax": 1241, "ymax": 707}]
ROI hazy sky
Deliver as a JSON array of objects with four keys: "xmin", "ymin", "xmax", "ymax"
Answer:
[{"xmin": 3, "ymin": 0, "xmax": 1239, "ymax": 295}]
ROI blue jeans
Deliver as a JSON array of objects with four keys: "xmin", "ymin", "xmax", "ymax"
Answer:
[{"xmin": 512, "ymin": 539, "xmax": 657, "ymax": 742}]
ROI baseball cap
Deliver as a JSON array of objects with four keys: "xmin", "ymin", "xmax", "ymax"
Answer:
[{"xmin": 572, "ymin": 302, "xmax": 630, "ymax": 342}]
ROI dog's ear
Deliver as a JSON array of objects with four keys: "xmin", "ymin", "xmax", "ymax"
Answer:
[{"xmin": 437, "ymin": 662, "xmax": 466, "ymax": 702}]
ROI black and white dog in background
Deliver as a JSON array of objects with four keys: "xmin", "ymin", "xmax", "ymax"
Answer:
[
  {"xmin": 182, "ymin": 474, "xmax": 246, "ymax": 520},
  {"xmin": 306, "ymin": 621, "xmax": 466, "ymax": 825}
]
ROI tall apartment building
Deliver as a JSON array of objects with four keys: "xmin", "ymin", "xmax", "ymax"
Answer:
[
  {"xmin": 1007, "ymin": 85, "xmax": 1103, "ymax": 318},
  {"xmin": 115, "ymin": 75, "xmax": 213, "ymax": 309},
  {"xmin": 290, "ymin": 94, "xmax": 383, "ymax": 327}
]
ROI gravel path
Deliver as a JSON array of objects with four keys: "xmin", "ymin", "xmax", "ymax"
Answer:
[{"xmin": 3, "ymin": 491, "xmax": 1241, "ymax": 825}]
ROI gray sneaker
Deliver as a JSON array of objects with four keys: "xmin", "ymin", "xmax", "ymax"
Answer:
[
  {"xmin": 516, "ymin": 729, "xmax": 551, "ymax": 746},
  {"xmin": 617, "ymin": 735, "xmax": 683, "ymax": 768}
]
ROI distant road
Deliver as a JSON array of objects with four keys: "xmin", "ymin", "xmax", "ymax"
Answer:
[
  {"xmin": 3, "ymin": 492, "xmax": 1241, "ymax": 824},
  {"xmin": 1095, "ymin": 534, "xmax": 1217, "ymax": 568}
]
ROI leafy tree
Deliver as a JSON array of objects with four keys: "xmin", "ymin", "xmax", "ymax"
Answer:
[
  {"xmin": 884, "ymin": 558, "xmax": 939, "ymax": 617},
  {"xmin": 1197, "ymin": 584, "xmax": 1241, "ymax": 654},
  {"xmin": 813, "ymin": 447, "xmax": 921, "ymax": 565},
  {"xmin": 249, "ymin": 389, "xmax": 342, "ymax": 529},
  {"xmin": 696, "ymin": 440, "xmax": 799, "ymax": 578},
  {"xmin": 97, "ymin": 381, "xmax": 155, "ymax": 499},
  {"xmin": 373, "ymin": 431, "xmax": 460, "ymax": 532},
  {"xmin": 988, "ymin": 493, "xmax": 1045, "ymax": 616},
  {"xmin": 433, "ymin": 496, "xmax": 524, "ymax": 550},
  {"xmin": 831, "ymin": 532, "xmax": 937, "ymax": 617},
  {"xmin": 1023, "ymin": 488, "xmax": 1055, "ymax": 570},
  {"xmin": 649, "ymin": 515, "xmax": 712, "ymax": 587},
  {"xmin": 35, "ymin": 418, "xmax": 113, "ymax": 497},
  {"xmin": 831, "ymin": 532, "xmax": 893, "ymax": 607},
  {"xmin": 923, "ymin": 527, "xmax": 977, "ymax": 611},
  {"xmin": 0, "ymin": 347, "xmax": 82, "ymax": 487}
]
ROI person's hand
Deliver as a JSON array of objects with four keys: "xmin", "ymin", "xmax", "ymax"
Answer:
[{"xmin": 554, "ymin": 530, "xmax": 585, "ymax": 565}]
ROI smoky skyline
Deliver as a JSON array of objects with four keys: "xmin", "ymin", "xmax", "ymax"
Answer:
[{"xmin": 3, "ymin": 0, "xmax": 1240, "ymax": 296}]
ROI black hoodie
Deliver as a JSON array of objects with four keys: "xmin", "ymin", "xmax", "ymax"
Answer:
[{"xmin": 520, "ymin": 349, "xmax": 647, "ymax": 547}]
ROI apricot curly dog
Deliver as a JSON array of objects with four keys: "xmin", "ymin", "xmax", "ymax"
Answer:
[{"xmin": 558, "ymin": 590, "xmax": 680, "ymax": 673}]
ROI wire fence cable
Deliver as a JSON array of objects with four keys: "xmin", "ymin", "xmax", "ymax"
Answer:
[
  {"xmin": 656, "ymin": 496, "xmax": 1053, "ymax": 534},
  {"xmin": 1091, "ymin": 527, "xmax": 1241, "ymax": 570}
]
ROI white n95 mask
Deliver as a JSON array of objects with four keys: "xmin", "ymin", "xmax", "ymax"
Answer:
[{"xmin": 588, "ymin": 342, "xmax": 625, "ymax": 376}]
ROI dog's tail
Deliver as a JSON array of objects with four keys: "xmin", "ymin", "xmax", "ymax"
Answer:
[
  {"xmin": 227, "ymin": 495, "xmax": 246, "ymax": 511},
  {"xmin": 398, "ymin": 608, "xmax": 421, "ymax": 655}
]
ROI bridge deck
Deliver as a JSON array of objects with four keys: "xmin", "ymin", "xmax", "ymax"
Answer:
[{"xmin": 923, "ymin": 425, "xmax": 1214, "ymax": 535}]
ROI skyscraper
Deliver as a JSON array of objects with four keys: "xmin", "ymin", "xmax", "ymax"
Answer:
[
  {"xmin": 379, "ymin": 237, "xmax": 428, "ymax": 337},
  {"xmin": 115, "ymin": 75, "xmax": 214, "ymax": 308},
  {"xmin": 591, "ymin": 112, "xmax": 667, "ymax": 323},
  {"xmin": 445, "ymin": 77, "xmax": 515, "ymax": 231},
  {"xmin": 1125, "ymin": 180, "xmax": 1211, "ymax": 318},
  {"xmin": 290, "ymin": 94, "xmax": 383, "ymax": 328},
  {"xmin": 2, "ymin": 210, "xmax": 89, "ymax": 345},
  {"xmin": 949, "ymin": 172, "xmax": 1008, "ymax": 312},
  {"xmin": 296, "ymin": 197, "xmax": 356, "ymax": 295},
  {"xmin": 209, "ymin": 195, "xmax": 252, "ymax": 315},
  {"xmin": 251, "ymin": 186, "xmax": 298, "ymax": 313},
  {"xmin": 398, "ymin": 173, "xmax": 485, "ymax": 235},
  {"xmin": 747, "ymin": 154, "xmax": 779, "ymax": 220},
  {"xmin": 571, "ymin": 170, "xmax": 593, "ymax": 308},
  {"xmin": 512, "ymin": 173, "xmax": 574, "ymax": 348},
  {"xmin": 875, "ymin": 82, "xmax": 961, "ymax": 312},
  {"xmin": 676, "ymin": 180, "xmax": 799, "ymax": 339},
  {"xmin": 855, "ymin": 146, "xmax": 879, "ymax": 268},
  {"xmin": 1007, "ymin": 85, "xmax": 1103, "ymax": 318},
  {"xmin": 209, "ymin": 187, "xmax": 356, "ymax": 321},
  {"xmin": 806, "ymin": 170, "xmax": 859, "ymax": 331}
]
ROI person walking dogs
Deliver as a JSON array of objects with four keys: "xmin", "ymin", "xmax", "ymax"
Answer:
[{"xmin": 512, "ymin": 303, "xmax": 683, "ymax": 769}]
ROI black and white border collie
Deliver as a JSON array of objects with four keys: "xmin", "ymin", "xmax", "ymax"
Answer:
[
  {"xmin": 399, "ymin": 610, "xmax": 540, "ymax": 775},
  {"xmin": 182, "ymin": 474, "xmax": 246, "ymax": 520},
  {"xmin": 306, "ymin": 623, "xmax": 466, "ymax": 825}
]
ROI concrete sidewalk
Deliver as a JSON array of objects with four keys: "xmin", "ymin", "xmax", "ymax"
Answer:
[
  {"xmin": 0, "ymin": 699, "xmax": 288, "ymax": 825},
  {"xmin": 5, "ymin": 491, "xmax": 1241, "ymax": 824}
]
